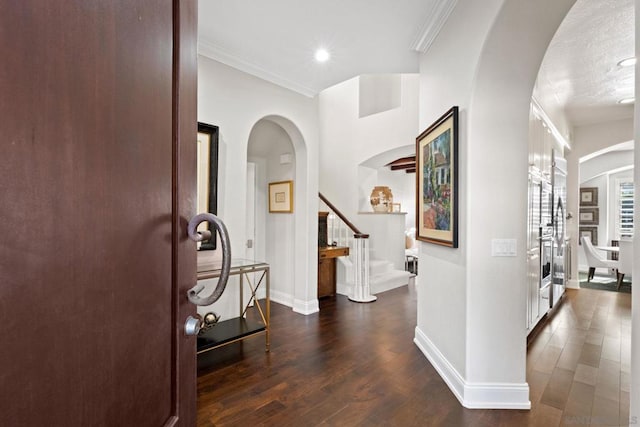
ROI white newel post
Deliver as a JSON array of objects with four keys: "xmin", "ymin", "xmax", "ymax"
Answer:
[{"xmin": 349, "ymin": 235, "xmax": 377, "ymax": 303}]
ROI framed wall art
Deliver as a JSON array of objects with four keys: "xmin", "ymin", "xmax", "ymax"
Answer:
[
  {"xmin": 579, "ymin": 187, "xmax": 598, "ymax": 206},
  {"xmin": 579, "ymin": 207, "xmax": 599, "ymax": 225},
  {"xmin": 579, "ymin": 226, "xmax": 598, "ymax": 246},
  {"xmin": 416, "ymin": 106, "xmax": 459, "ymax": 248},
  {"xmin": 269, "ymin": 180, "xmax": 294, "ymax": 213},
  {"xmin": 196, "ymin": 122, "xmax": 219, "ymax": 250}
]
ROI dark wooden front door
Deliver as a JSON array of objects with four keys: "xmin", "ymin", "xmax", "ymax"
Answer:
[{"xmin": 0, "ymin": 1, "xmax": 198, "ymax": 425}]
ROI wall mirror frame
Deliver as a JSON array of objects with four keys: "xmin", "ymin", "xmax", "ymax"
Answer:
[{"xmin": 197, "ymin": 122, "xmax": 219, "ymax": 250}]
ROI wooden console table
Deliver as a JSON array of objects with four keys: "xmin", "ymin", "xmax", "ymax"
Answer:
[
  {"xmin": 196, "ymin": 258, "xmax": 270, "ymax": 353},
  {"xmin": 318, "ymin": 246, "xmax": 349, "ymax": 298}
]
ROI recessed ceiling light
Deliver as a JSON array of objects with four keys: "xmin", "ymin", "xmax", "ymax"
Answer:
[
  {"xmin": 315, "ymin": 49, "xmax": 330, "ymax": 62},
  {"xmin": 618, "ymin": 97, "xmax": 635, "ymax": 104},
  {"xmin": 617, "ymin": 57, "xmax": 637, "ymax": 67}
]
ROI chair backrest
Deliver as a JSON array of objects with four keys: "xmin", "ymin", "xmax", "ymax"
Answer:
[
  {"xmin": 581, "ymin": 235, "xmax": 608, "ymax": 268},
  {"xmin": 618, "ymin": 239, "xmax": 634, "ymax": 275}
]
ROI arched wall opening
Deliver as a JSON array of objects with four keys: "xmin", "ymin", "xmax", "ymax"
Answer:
[{"xmin": 246, "ymin": 115, "xmax": 317, "ymax": 314}]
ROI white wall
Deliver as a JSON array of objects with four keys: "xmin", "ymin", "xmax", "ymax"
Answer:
[
  {"xmin": 631, "ymin": 0, "xmax": 639, "ymax": 414},
  {"xmin": 318, "ymin": 74, "xmax": 419, "ymax": 223},
  {"xmin": 414, "ymin": 0, "xmax": 577, "ymax": 409},
  {"xmin": 198, "ymin": 56, "xmax": 320, "ymax": 315}
]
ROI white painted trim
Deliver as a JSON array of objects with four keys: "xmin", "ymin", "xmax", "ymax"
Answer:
[
  {"xmin": 463, "ymin": 383, "xmax": 531, "ymax": 409},
  {"xmin": 198, "ymin": 41, "xmax": 317, "ymax": 98},
  {"xmin": 414, "ymin": 327, "xmax": 531, "ymax": 409},
  {"xmin": 414, "ymin": 326, "xmax": 465, "ymax": 403},
  {"xmin": 566, "ymin": 279, "xmax": 580, "ymax": 289},
  {"xmin": 410, "ymin": 0, "xmax": 459, "ymax": 53},
  {"xmin": 270, "ymin": 289, "xmax": 294, "ymax": 308},
  {"xmin": 293, "ymin": 298, "xmax": 319, "ymax": 315}
]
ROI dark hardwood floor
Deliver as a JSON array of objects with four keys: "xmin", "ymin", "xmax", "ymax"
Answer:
[{"xmin": 197, "ymin": 285, "xmax": 632, "ymax": 426}]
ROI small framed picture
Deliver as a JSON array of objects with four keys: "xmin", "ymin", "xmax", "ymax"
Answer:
[
  {"xmin": 580, "ymin": 187, "xmax": 598, "ymax": 206},
  {"xmin": 579, "ymin": 207, "xmax": 599, "ymax": 225},
  {"xmin": 579, "ymin": 226, "xmax": 598, "ymax": 246},
  {"xmin": 269, "ymin": 181, "xmax": 293, "ymax": 213}
]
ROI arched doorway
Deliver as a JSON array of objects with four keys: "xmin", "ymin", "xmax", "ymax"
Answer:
[{"xmin": 246, "ymin": 115, "xmax": 317, "ymax": 314}]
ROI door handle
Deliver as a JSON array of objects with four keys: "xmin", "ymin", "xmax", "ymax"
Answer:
[{"xmin": 187, "ymin": 213, "xmax": 231, "ymax": 306}]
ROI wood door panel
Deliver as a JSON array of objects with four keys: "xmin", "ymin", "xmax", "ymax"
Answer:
[{"xmin": 0, "ymin": 1, "xmax": 197, "ymax": 425}]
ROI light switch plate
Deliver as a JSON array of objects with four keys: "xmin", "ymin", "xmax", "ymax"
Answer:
[{"xmin": 491, "ymin": 239, "xmax": 517, "ymax": 257}]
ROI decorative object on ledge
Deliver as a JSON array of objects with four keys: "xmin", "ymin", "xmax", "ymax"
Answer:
[
  {"xmin": 579, "ymin": 226, "xmax": 598, "ymax": 246},
  {"xmin": 579, "ymin": 187, "xmax": 598, "ymax": 206},
  {"xmin": 391, "ymin": 203, "xmax": 401, "ymax": 213},
  {"xmin": 579, "ymin": 207, "xmax": 599, "ymax": 225},
  {"xmin": 416, "ymin": 106, "xmax": 459, "ymax": 248},
  {"xmin": 269, "ymin": 180, "xmax": 293, "ymax": 213},
  {"xmin": 370, "ymin": 186, "xmax": 393, "ymax": 212}
]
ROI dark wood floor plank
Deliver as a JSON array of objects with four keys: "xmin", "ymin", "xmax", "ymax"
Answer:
[{"xmin": 196, "ymin": 286, "xmax": 631, "ymax": 426}]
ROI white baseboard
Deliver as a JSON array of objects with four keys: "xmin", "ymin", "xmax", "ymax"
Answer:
[
  {"xmin": 566, "ymin": 279, "xmax": 580, "ymax": 289},
  {"xmin": 270, "ymin": 289, "xmax": 293, "ymax": 308},
  {"xmin": 293, "ymin": 298, "xmax": 319, "ymax": 315},
  {"xmin": 414, "ymin": 326, "xmax": 531, "ymax": 410},
  {"xmin": 414, "ymin": 326, "xmax": 465, "ymax": 403}
]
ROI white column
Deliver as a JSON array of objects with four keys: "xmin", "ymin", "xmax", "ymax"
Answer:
[{"xmin": 349, "ymin": 236, "xmax": 376, "ymax": 303}]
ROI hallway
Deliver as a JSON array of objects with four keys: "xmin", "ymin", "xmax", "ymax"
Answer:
[{"xmin": 196, "ymin": 285, "xmax": 631, "ymax": 426}]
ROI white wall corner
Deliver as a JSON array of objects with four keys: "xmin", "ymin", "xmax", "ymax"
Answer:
[
  {"xmin": 410, "ymin": 0, "xmax": 459, "ymax": 53},
  {"xmin": 270, "ymin": 289, "xmax": 294, "ymax": 308},
  {"xmin": 293, "ymin": 298, "xmax": 320, "ymax": 315},
  {"xmin": 414, "ymin": 326, "xmax": 531, "ymax": 410},
  {"xmin": 413, "ymin": 326, "xmax": 465, "ymax": 404}
]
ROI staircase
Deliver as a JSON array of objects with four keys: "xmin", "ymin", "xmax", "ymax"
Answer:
[{"xmin": 319, "ymin": 193, "xmax": 413, "ymax": 299}]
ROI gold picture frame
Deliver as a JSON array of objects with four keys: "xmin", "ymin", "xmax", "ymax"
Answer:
[{"xmin": 269, "ymin": 180, "xmax": 293, "ymax": 213}]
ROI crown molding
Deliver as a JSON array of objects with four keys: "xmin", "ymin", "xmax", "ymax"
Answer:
[
  {"xmin": 410, "ymin": 0, "xmax": 458, "ymax": 53},
  {"xmin": 198, "ymin": 40, "xmax": 317, "ymax": 98}
]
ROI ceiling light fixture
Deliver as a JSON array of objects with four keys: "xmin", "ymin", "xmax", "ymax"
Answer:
[
  {"xmin": 315, "ymin": 48, "xmax": 330, "ymax": 62},
  {"xmin": 618, "ymin": 97, "xmax": 635, "ymax": 105},
  {"xmin": 617, "ymin": 57, "xmax": 637, "ymax": 67}
]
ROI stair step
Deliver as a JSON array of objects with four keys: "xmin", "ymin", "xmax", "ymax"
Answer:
[
  {"xmin": 370, "ymin": 269, "xmax": 413, "ymax": 295},
  {"xmin": 369, "ymin": 259, "xmax": 393, "ymax": 276}
]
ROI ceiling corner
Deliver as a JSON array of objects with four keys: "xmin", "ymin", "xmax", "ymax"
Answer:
[
  {"xmin": 410, "ymin": 0, "xmax": 459, "ymax": 53},
  {"xmin": 197, "ymin": 40, "xmax": 318, "ymax": 98}
]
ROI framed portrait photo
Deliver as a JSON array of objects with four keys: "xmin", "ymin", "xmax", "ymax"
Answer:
[{"xmin": 416, "ymin": 106, "xmax": 459, "ymax": 248}]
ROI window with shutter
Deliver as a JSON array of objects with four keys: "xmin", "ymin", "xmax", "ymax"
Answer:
[{"xmin": 617, "ymin": 180, "xmax": 634, "ymax": 238}]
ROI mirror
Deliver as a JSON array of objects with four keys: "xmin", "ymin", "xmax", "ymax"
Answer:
[{"xmin": 197, "ymin": 122, "xmax": 219, "ymax": 250}]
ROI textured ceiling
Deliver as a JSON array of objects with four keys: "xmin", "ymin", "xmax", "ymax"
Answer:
[
  {"xmin": 537, "ymin": 0, "xmax": 635, "ymax": 127},
  {"xmin": 198, "ymin": 0, "xmax": 438, "ymax": 96}
]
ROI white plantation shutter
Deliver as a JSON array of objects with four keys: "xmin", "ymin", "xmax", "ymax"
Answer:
[{"xmin": 618, "ymin": 181, "xmax": 634, "ymax": 238}]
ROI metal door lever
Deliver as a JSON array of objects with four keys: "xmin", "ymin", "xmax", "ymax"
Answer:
[{"xmin": 187, "ymin": 213, "xmax": 231, "ymax": 306}]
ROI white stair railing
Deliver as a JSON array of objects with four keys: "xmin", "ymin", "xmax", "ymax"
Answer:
[{"xmin": 319, "ymin": 193, "xmax": 376, "ymax": 302}]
